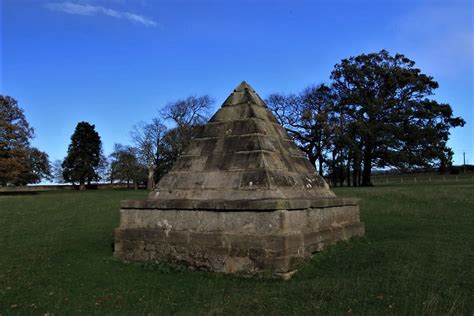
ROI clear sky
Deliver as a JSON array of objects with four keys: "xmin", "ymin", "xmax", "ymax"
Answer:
[{"xmin": 2, "ymin": 0, "xmax": 473, "ymax": 165}]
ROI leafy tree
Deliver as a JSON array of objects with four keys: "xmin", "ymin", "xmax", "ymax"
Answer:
[
  {"xmin": 331, "ymin": 50, "xmax": 465, "ymax": 186},
  {"xmin": 0, "ymin": 96, "xmax": 51, "ymax": 185},
  {"xmin": 0, "ymin": 96, "xmax": 34, "ymax": 185},
  {"xmin": 267, "ymin": 84, "xmax": 335, "ymax": 175},
  {"xmin": 23, "ymin": 147, "xmax": 52, "ymax": 184},
  {"xmin": 109, "ymin": 144, "xmax": 147, "ymax": 189},
  {"xmin": 62, "ymin": 121, "xmax": 102, "ymax": 190}
]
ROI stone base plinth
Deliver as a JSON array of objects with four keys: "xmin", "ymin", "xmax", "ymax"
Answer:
[{"xmin": 113, "ymin": 198, "xmax": 364, "ymax": 278}]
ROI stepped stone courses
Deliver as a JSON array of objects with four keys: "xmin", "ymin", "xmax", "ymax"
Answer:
[{"xmin": 114, "ymin": 81, "xmax": 364, "ymax": 278}]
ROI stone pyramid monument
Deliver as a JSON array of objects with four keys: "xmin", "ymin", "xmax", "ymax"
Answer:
[{"xmin": 114, "ymin": 82, "xmax": 364, "ymax": 279}]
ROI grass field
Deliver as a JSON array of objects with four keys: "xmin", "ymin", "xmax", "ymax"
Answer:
[{"xmin": 1, "ymin": 183, "xmax": 473, "ymax": 315}]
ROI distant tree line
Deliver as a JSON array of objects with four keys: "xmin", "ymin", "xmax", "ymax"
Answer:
[
  {"xmin": 0, "ymin": 93, "xmax": 212, "ymax": 189},
  {"xmin": 53, "ymin": 95, "xmax": 213, "ymax": 190},
  {"xmin": 0, "ymin": 50, "xmax": 465, "ymax": 188}
]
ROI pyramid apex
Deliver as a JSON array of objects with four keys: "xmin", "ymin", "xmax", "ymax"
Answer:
[
  {"xmin": 234, "ymin": 81, "xmax": 255, "ymax": 92},
  {"xmin": 223, "ymin": 81, "xmax": 264, "ymax": 107}
]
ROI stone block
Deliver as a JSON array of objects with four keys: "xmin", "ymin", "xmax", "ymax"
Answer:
[
  {"xmin": 189, "ymin": 232, "xmax": 223, "ymax": 247},
  {"xmin": 172, "ymin": 156, "xmax": 208, "ymax": 172},
  {"xmin": 224, "ymin": 256, "xmax": 254, "ymax": 273},
  {"xmin": 240, "ymin": 170, "xmax": 270, "ymax": 188},
  {"xmin": 114, "ymin": 202, "xmax": 364, "ymax": 278},
  {"xmin": 166, "ymin": 231, "xmax": 190, "ymax": 244},
  {"xmin": 204, "ymin": 172, "xmax": 241, "ymax": 189}
]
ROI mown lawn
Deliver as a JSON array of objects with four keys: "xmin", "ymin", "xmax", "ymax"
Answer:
[{"xmin": 1, "ymin": 183, "xmax": 473, "ymax": 315}]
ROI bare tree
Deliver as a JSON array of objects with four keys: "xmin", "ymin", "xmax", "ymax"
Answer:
[
  {"xmin": 131, "ymin": 95, "xmax": 214, "ymax": 189},
  {"xmin": 266, "ymin": 84, "xmax": 335, "ymax": 176},
  {"xmin": 161, "ymin": 95, "xmax": 214, "ymax": 154},
  {"xmin": 51, "ymin": 159, "xmax": 65, "ymax": 183},
  {"xmin": 161, "ymin": 95, "xmax": 213, "ymax": 127},
  {"xmin": 130, "ymin": 118, "xmax": 167, "ymax": 189}
]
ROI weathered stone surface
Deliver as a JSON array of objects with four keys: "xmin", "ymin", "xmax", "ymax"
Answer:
[
  {"xmin": 114, "ymin": 81, "xmax": 365, "ymax": 278},
  {"xmin": 148, "ymin": 81, "xmax": 335, "ymax": 202},
  {"xmin": 114, "ymin": 206, "xmax": 365, "ymax": 275},
  {"xmin": 120, "ymin": 197, "xmax": 359, "ymax": 211}
]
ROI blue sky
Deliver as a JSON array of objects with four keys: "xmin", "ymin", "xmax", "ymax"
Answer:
[{"xmin": 2, "ymin": 0, "xmax": 473, "ymax": 165}]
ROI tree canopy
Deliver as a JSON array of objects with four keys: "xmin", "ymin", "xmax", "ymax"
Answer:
[
  {"xmin": 331, "ymin": 50, "xmax": 465, "ymax": 185},
  {"xmin": 62, "ymin": 121, "xmax": 103, "ymax": 190},
  {"xmin": 0, "ymin": 96, "xmax": 51, "ymax": 186},
  {"xmin": 267, "ymin": 50, "xmax": 465, "ymax": 186},
  {"xmin": 109, "ymin": 144, "xmax": 147, "ymax": 189}
]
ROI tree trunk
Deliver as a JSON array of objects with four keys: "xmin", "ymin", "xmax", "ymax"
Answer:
[
  {"xmin": 339, "ymin": 160, "xmax": 344, "ymax": 187},
  {"xmin": 79, "ymin": 180, "xmax": 86, "ymax": 190},
  {"xmin": 346, "ymin": 155, "xmax": 351, "ymax": 187},
  {"xmin": 134, "ymin": 181, "xmax": 138, "ymax": 190},
  {"xmin": 361, "ymin": 145, "xmax": 373, "ymax": 186},
  {"xmin": 331, "ymin": 150, "xmax": 337, "ymax": 186},
  {"xmin": 339, "ymin": 168, "xmax": 343, "ymax": 186},
  {"xmin": 127, "ymin": 180, "xmax": 130, "ymax": 188},
  {"xmin": 352, "ymin": 168, "xmax": 358, "ymax": 187},
  {"xmin": 318, "ymin": 158, "xmax": 323, "ymax": 176},
  {"xmin": 308, "ymin": 155, "xmax": 317, "ymax": 171},
  {"xmin": 352, "ymin": 156, "xmax": 359, "ymax": 187}
]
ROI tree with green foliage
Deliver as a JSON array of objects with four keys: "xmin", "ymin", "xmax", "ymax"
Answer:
[
  {"xmin": 109, "ymin": 144, "xmax": 147, "ymax": 189},
  {"xmin": 23, "ymin": 147, "xmax": 52, "ymax": 184},
  {"xmin": 62, "ymin": 121, "xmax": 102, "ymax": 190},
  {"xmin": 0, "ymin": 96, "xmax": 34, "ymax": 185},
  {"xmin": 0, "ymin": 96, "xmax": 51, "ymax": 186},
  {"xmin": 330, "ymin": 50, "xmax": 465, "ymax": 186}
]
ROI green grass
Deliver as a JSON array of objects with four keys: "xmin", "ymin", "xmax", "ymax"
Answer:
[{"xmin": 1, "ymin": 184, "xmax": 473, "ymax": 315}]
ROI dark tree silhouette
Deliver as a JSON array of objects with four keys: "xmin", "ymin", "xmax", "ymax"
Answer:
[
  {"xmin": 331, "ymin": 50, "xmax": 465, "ymax": 186},
  {"xmin": 62, "ymin": 121, "xmax": 102, "ymax": 190}
]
